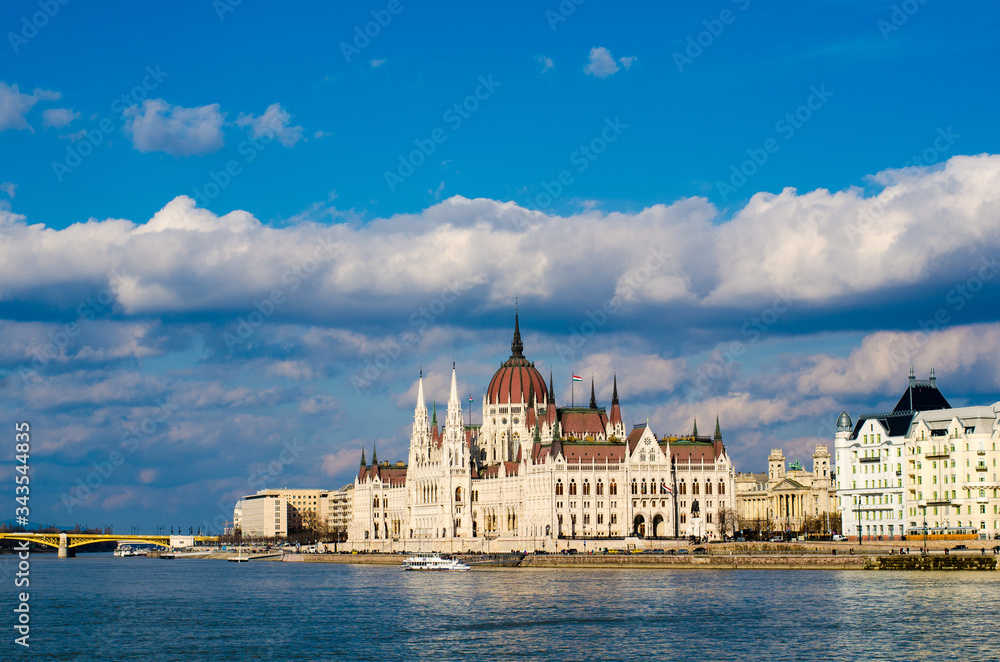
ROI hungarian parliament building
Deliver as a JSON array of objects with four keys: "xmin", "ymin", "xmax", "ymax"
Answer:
[{"xmin": 346, "ymin": 316, "xmax": 737, "ymax": 552}]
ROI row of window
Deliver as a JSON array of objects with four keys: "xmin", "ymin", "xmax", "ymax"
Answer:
[{"xmin": 555, "ymin": 479, "xmax": 618, "ymax": 496}]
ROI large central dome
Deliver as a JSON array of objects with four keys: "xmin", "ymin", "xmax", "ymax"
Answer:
[{"xmin": 486, "ymin": 314, "xmax": 548, "ymax": 405}]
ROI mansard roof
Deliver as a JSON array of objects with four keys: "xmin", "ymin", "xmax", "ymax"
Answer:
[
  {"xmin": 849, "ymin": 373, "xmax": 951, "ymax": 440},
  {"xmin": 358, "ymin": 462, "xmax": 407, "ymax": 486}
]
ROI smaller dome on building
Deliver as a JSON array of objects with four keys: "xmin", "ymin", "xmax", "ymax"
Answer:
[{"xmin": 837, "ymin": 411, "xmax": 853, "ymax": 432}]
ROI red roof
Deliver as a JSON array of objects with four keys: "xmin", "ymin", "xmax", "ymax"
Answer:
[
  {"xmin": 560, "ymin": 409, "xmax": 609, "ymax": 437},
  {"xmin": 561, "ymin": 443, "xmax": 626, "ymax": 463}
]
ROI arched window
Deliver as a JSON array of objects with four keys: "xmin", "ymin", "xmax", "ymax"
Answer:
[
  {"xmin": 583, "ymin": 480, "xmax": 591, "ymax": 496},
  {"xmin": 556, "ymin": 480, "xmax": 564, "ymax": 496},
  {"xmin": 455, "ymin": 487, "xmax": 462, "ymax": 502},
  {"xmin": 641, "ymin": 480, "xmax": 647, "ymax": 495},
  {"xmin": 631, "ymin": 479, "xmax": 638, "ymax": 495},
  {"xmin": 718, "ymin": 481, "xmax": 725, "ymax": 495},
  {"xmin": 693, "ymin": 481, "xmax": 700, "ymax": 495},
  {"xmin": 706, "ymin": 482, "xmax": 713, "ymax": 495},
  {"xmin": 569, "ymin": 480, "xmax": 578, "ymax": 496},
  {"xmin": 596, "ymin": 480, "xmax": 604, "ymax": 496},
  {"xmin": 610, "ymin": 480, "xmax": 618, "ymax": 496},
  {"xmin": 373, "ymin": 498, "xmax": 378, "ymax": 508},
  {"xmin": 679, "ymin": 481, "xmax": 687, "ymax": 496}
]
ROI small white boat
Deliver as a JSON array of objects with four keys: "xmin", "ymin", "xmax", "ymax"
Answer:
[{"xmin": 401, "ymin": 555, "xmax": 471, "ymax": 571}]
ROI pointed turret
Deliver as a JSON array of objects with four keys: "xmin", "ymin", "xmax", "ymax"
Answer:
[
  {"xmin": 416, "ymin": 370, "xmax": 426, "ymax": 412},
  {"xmin": 431, "ymin": 402, "xmax": 438, "ymax": 429},
  {"xmin": 714, "ymin": 414, "xmax": 722, "ymax": 441},
  {"xmin": 691, "ymin": 417, "xmax": 698, "ymax": 438},
  {"xmin": 608, "ymin": 373, "xmax": 623, "ymax": 436},
  {"xmin": 511, "ymin": 312, "xmax": 524, "ymax": 359},
  {"xmin": 360, "ymin": 448, "xmax": 366, "ymax": 466},
  {"xmin": 448, "ymin": 361, "xmax": 460, "ymax": 408},
  {"xmin": 371, "ymin": 444, "xmax": 378, "ymax": 466},
  {"xmin": 549, "ymin": 370, "xmax": 555, "ymax": 404},
  {"xmin": 589, "ymin": 378, "xmax": 597, "ymax": 409}
]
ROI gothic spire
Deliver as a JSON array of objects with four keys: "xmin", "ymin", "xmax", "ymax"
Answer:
[
  {"xmin": 714, "ymin": 414, "xmax": 722, "ymax": 441},
  {"xmin": 415, "ymin": 371, "xmax": 426, "ymax": 413},
  {"xmin": 549, "ymin": 370, "xmax": 555, "ymax": 404},
  {"xmin": 431, "ymin": 401, "xmax": 437, "ymax": 428},
  {"xmin": 448, "ymin": 360, "xmax": 460, "ymax": 407},
  {"xmin": 589, "ymin": 378, "xmax": 597, "ymax": 409},
  {"xmin": 510, "ymin": 311, "xmax": 524, "ymax": 358},
  {"xmin": 360, "ymin": 447, "xmax": 366, "ymax": 466},
  {"xmin": 612, "ymin": 373, "xmax": 619, "ymax": 405},
  {"xmin": 372, "ymin": 444, "xmax": 378, "ymax": 466},
  {"xmin": 691, "ymin": 417, "xmax": 698, "ymax": 438}
]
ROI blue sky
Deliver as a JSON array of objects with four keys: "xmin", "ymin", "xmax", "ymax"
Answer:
[{"xmin": 1, "ymin": 0, "xmax": 1000, "ymax": 533}]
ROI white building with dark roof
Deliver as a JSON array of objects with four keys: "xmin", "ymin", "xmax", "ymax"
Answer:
[
  {"xmin": 347, "ymin": 316, "xmax": 736, "ymax": 552},
  {"xmin": 835, "ymin": 367, "xmax": 952, "ymax": 542}
]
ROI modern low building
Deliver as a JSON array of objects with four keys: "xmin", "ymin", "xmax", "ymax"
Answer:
[
  {"xmin": 235, "ymin": 488, "xmax": 332, "ymax": 538},
  {"xmin": 238, "ymin": 491, "xmax": 288, "ymax": 538},
  {"xmin": 735, "ymin": 446, "xmax": 835, "ymax": 536}
]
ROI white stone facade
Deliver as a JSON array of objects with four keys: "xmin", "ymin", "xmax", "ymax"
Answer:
[{"xmin": 347, "ymin": 318, "xmax": 736, "ymax": 552}]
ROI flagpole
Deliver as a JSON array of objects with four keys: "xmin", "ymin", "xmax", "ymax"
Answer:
[{"xmin": 571, "ymin": 373, "xmax": 574, "ymax": 408}]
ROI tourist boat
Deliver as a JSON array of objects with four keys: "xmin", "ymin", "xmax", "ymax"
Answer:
[
  {"xmin": 114, "ymin": 544, "xmax": 145, "ymax": 557},
  {"xmin": 401, "ymin": 555, "xmax": 470, "ymax": 571}
]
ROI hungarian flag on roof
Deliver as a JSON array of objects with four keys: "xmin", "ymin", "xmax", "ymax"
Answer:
[{"xmin": 572, "ymin": 375, "xmax": 583, "ymax": 382}]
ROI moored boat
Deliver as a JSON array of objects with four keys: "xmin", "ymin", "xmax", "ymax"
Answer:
[{"xmin": 401, "ymin": 555, "xmax": 470, "ymax": 571}]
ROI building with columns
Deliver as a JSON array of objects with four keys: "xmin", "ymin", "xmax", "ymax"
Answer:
[
  {"xmin": 347, "ymin": 315, "xmax": 736, "ymax": 552},
  {"xmin": 735, "ymin": 446, "xmax": 835, "ymax": 536}
]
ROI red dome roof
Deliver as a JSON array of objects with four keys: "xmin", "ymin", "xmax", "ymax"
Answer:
[{"xmin": 486, "ymin": 315, "xmax": 548, "ymax": 405}]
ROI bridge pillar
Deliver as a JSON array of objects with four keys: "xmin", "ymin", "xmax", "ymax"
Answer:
[{"xmin": 57, "ymin": 533, "xmax": 75, "ymax": 558}]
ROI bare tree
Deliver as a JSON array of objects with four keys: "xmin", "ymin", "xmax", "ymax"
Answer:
[{"xmin": 716, "ymin": 506, "xmax": 739, "ymax": 539}]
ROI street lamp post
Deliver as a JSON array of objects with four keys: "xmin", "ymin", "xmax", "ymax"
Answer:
[
  {"xmin": 857, "ymin": 504, "xmax": 862, "ymax": 546},
  {"xmin": 918, "ymin": 500, "xmax": 927, "ymax": 555}
]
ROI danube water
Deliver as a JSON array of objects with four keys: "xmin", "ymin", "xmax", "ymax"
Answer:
[{"xmin": 5, "ymin": 554, "xmax": 1000, "ymax": 661}]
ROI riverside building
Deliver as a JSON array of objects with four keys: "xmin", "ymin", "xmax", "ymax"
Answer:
[
  {"xmin": 735, "ymin": 446, "xmax": 835, "ymax": 536},
  {"xmin": 347, "ymin": 316, "xmax": 736, "ymax": 552},
  {"xmin": 835, "ymin": 368, "xmax": 952, "ymax": 542}
]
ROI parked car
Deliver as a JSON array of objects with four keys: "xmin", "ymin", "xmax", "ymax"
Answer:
[
  {"xmin": 769, "ymin": 537, "xmax": 783, "ymax": 542},
  {"xmin": 677, "ymin": 549, "xmax": 690, "ymax": 555},
  {"xmin": 666, "ymin": 549, "xmax": 678, "ymax": 555},
  {"xmin": 952, "ymin": 544, "xmax": 968, "ymax": 551},
  {"xmin": 693, "ymin": 547, "xmax": 708, "ymax": 555}
]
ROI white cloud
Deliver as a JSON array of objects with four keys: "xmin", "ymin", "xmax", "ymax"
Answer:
[
  {"xmin": 0, "ymin": 83, "xmax": 60, "ymax": 132},
  {"xmin": 123, "ymin": 99, "xmax": 225, "ymax": 156},
  {"xmin": 236, "ymin": 103, "xmax": 303, "ymax": 148},
  {"xmin": 370, "ymin": 58, "xmax": 386, "ymax": 68},
  {"xmin": 0, "ymin": 182, "xmax": 15, "ymax": 198},
  {"xmin": 1, "ymin": 155, "xmax": 999, "ymax": 324},
  {"xmin": 536, "ymin": 55, "xmax": 554, "ymax": 73},
  {"xmin": 42, "ymin": 107, "xmax": 79, "ymax": 128},
  {"xmin": 583, "ymin": 47, "xmax": 635, "ymax": 78}
]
